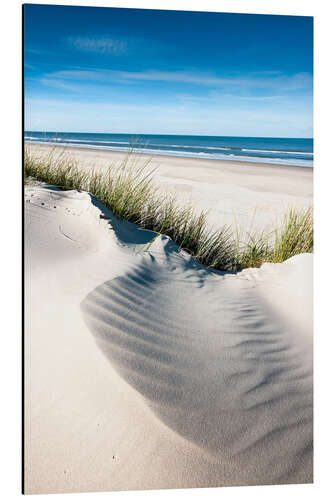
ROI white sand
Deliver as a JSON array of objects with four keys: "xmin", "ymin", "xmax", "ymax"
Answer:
[
  {"xmin": 25, "ymin": 143, "xmax": 313, "ymax": 234},
  {"xmin": 24, "ymin": 181, "xmax": 313, "ymax": 493}
]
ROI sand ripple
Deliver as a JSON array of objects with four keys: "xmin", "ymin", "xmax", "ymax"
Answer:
[{"xmin": 81, "ymin": 254, "xmax": 312, "ymax": 484}]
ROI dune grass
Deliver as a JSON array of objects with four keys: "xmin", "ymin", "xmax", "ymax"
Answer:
[
  {"xmin": 24, "ymin": 146, "xmax": 313, "ymax": 271},
  {"xmin": 234, "ymin": 207, "xmax": 313, "ymax": 269}
]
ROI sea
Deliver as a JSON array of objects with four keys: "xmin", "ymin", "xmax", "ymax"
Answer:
[{"xmin": 24, "ymin": 132, "xmax": 313, "ymax": 167}]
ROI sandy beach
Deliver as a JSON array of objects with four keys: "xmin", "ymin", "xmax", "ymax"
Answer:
[
  {"xmin": 25, "ymin": 143, "xmax": 313, "ymax": 234},
  {"xmin": 24, "ymin": 145, "xmax": 313, "ymax": 493}
]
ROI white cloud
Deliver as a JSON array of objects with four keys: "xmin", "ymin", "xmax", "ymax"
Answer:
[
  {"xmin": 176, "ymin": 93, "xmax": 297, "ymax": 103},
  {"xmin": 46, "ymin": 68, "xmax": 313, "ymax": 92},
  {"xmin": 69, "ymin": 37, "xmax": 127, "ymax": 55},
  {"xmin": 39, "ymin": 78, "xmax": 84, "ymax": 92}
]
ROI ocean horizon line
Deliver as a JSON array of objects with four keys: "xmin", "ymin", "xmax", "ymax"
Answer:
[
  {"xmin": 25, "ymin": 130, "xmax": 313, "ymax": 140},
  {"xmin": 25, "ymin": 131, "xmax": 313, "ymax": 167}
]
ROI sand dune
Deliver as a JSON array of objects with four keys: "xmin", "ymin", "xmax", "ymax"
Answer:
[{"xmin": 24, "ymin": 185, "xmax": 313, "ymax": 493}]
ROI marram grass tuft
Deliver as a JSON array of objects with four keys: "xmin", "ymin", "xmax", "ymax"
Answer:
[{"xmin": 24, "ymin": 146, "xmax": 313, "ymax": 272}]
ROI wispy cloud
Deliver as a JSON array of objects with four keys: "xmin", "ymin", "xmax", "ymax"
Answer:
[
  {"xmin": 174, "ymin": 92, "xmax": 313, "ymax": 109},
  {"xmin": 44, "ymin": 68, "xmax": 313, "ymax": 96},
  {"xmin": 24, "ymin": 62, "xmax": 35, "ymax": 70},
  {"xmin": 175, "ymin": 93, "xmax": 292, "ymax": 103},
  {"xmin": 39, "ymin": 78, "xmax": 84, "ymax": 92},
  {"xmin": 238, "ymin": 95, "xmax": 302, "ymax": 101},
  {"xmin": 68, "ymin": 36, "xmax": 127, "ymax": 55},
  {"xmin": 45, "ymin": 68, "xmax": 311, "ymax": 89},
  {"xmin": 25, "ymin": 47, "xmax": 58, "ymax": 57}
]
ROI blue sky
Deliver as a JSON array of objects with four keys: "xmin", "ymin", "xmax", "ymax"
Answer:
[{"xmin": 24, "ymin": 4, "xmax": 313, "ymax": 137}]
